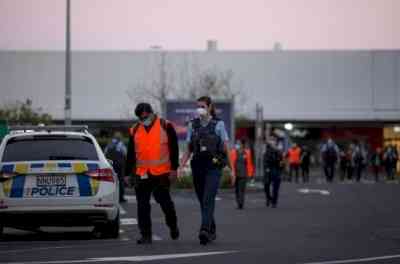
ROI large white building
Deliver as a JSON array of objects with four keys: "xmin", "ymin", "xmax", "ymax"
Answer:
[{"xmin": 1, "ymin": 49, "xmax": 399, "ymax": 122}]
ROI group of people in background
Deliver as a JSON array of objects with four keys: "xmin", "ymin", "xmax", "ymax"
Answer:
[{"xmin": 102, "ymin": 98, "xmax": 399, "ymax": 245}]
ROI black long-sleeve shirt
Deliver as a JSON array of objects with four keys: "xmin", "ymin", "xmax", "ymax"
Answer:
[{"xmin": 125, "ymin": 118, "xmax": 179, "ymax": 176}]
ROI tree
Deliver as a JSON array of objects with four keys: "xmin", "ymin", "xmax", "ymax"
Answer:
[
  {"xmin": 0, "ymin": 99, "xmax": 52, "ymax": 125},
  {"xmin": 126, "ymin": 53, "xmax": 246, "ymax": 117}
]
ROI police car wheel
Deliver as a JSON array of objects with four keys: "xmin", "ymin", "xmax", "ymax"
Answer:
[{"xmin": 95, "ymin": 212, "xmax": 120, "ymax": 239}]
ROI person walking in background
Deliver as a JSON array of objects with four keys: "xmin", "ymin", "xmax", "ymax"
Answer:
[
  {"xmin": 126, "ymin": 103, "xmax": 180, "ymax": 244},
  {"xmin": 230, "ymin": 139, "xmax": 254, "ymax": 209},
  {"xmin": 339, "ymin": 150, "xmax": 349, "ymax": 182},
  {"xmin": 263, "ymin": 135, "xmax": 283, "ymax": 208},
  {"xmin": 321, "ymin": 138, "xmax": 339, "ymax": 183},
  {"xmin": 383, "ymin": 145, "xmax": 398, "ymax": 181},
  {"xmin": 104, "ymin": 132, "xmax": 127, "ymax": 203},
  {"xmin": 370, "ymin": 147, "xmax": 383, "ymax": 182},
  {"xmin": 287, "ymin": 143, "xmax": 301, "ymax": 183},
  {"xmin": 353, "ymin": 142, "xmax": 366, "ymax": 182},
  {"xmin": 347, "ymin": 144, "xmax": 356, "ymax": 181},
  {"xmin": 300, "ymin": 146, "xmax": 311, "ymax": 183},
  {"xmin": 180, "ymin": 96, "xmax": 232, "ymax": 245}
]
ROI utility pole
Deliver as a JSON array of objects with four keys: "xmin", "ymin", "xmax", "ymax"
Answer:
[{"xmin": 65, "ymin": 0, "xmax": 72, "ymax": 125}]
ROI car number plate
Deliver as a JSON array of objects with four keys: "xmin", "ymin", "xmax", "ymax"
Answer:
[{"xmin": 37, "ymin": 175, "xmax": 66, "ymax": 187}]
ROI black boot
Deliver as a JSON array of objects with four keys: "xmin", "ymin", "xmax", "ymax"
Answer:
[
  {"xmin": 170, "ymin": 227, "xmax": 180, "ymax": 240},
  {"xmin": 199, "ymin": 230, "xmax": 210, "ymax": 245},
  {"xmin": 137, "ymin": 235, "xmax": 152, "ymax": 244}
]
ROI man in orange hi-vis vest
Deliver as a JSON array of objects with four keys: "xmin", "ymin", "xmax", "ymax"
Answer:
[
  {"xmin": 125, "ymin": 103, "xmax": 179, "ymax": 245},
  {"xmin": 230, "ymin": 139, "xmax": 254, "ymax": 210}
]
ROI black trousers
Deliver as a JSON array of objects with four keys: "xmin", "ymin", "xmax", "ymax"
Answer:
[
  {"xmin": 324, "ymin": 164, "xmax": 335, "ymax": 182},
  {"xmin": 289, "ymin": 164, "xmax": 300, "ymax": 182},
  {"xmin": 114, "ymin": 166, "xmax": 125, "ymax": 201},
  {"xmin": 191, "ymin": 160, "xmax": 221, "ymax": 234},
  {"xmin": 264, "ymin": 167, "xmax": 281, "ymax": 205},
  {"xmin": 235, "ymin": 177, "xmax": 247, "ymax": 207},
  {"xmin": 301, "ymin": 165, "xmax": 310, "ymax": 183},
  {"xmin": 134, "ymin": 174, "xmax": 178, "ymax": 237}
]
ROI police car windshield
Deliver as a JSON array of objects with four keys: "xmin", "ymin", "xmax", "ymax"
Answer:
[{"xmin": 2, "ymin": 135, "xmax": 99, "ymax": 162}]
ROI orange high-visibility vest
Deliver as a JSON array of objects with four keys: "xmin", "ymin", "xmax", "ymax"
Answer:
[
  {"xmin": 130, "ymin": 117, "xmax": 171, "ymax": 177},
  {"xmin": 230, "ymin": 148, "xmax": 255, "ymax": 178},
  {"xmin": 287, "ymin": 147, "xmax": 301, "ymax": 165}
]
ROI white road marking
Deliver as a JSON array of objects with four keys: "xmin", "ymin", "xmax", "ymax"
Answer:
[
  {"xmin": 3, "ymin": 251, "xmax": 238, "ymax": 264},
  {"xmin": 119, "ymin": 205, "xmax": 127, "ymax": 215},
  {"xmin": 298, "ymin": 188, "xmax": 330, "ymax": 196},
  {"xmin": 119, "ymin": 230, "xmax": 125, "ymax": 234},
  {"xmin": 120, "ymin": 218, "xmax": 138, "ymax": 225},
  {"xmin": 215, "ymin": 197, "xmax": 222, "ymax": 201},
  {"xmin": 302, "ymin": 253, "xmax": 400, "ymax": 264}
]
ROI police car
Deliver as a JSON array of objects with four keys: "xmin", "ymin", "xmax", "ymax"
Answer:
[{"xmin": 0, "ymin": 126, "xmax": 120, "ymax": 238}]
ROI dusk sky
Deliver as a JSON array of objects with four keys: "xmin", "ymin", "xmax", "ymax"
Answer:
[{"xmin": 0, "ymin": 0, "xmax": 399, "ymax": 50}]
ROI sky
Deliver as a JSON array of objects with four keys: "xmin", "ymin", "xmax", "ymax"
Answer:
[{"xmin": 0, "ymin": 0, "xmax": 399, "ymax": 50}]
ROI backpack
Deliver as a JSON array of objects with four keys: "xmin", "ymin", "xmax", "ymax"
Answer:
[{"xmin": 324, "ymin": 145, "xmax": 337, "ymax": 163}]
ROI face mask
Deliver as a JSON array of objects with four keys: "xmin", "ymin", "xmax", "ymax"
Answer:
[
  {"xmin": 235, "ymin": 144, "xmax": 241, "ymax": 150},
  {"xmin": 141, "ymin": 115, "xmax": 153, "ymax": 127},
  {"xmin": 196, "ymin": 107, "xmax": 208, "ymax": 117}
]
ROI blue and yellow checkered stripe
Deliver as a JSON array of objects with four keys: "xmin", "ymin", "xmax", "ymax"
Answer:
[{"xmin": 1, "ymin": 162, "xmax": 100, "ymax": 198}]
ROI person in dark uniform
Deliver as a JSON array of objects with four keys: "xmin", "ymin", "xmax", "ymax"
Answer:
[
  {"xmin": 104, "ymin": 132, "xmax": 127, "ymax": 202},
  {"xmin": 230, "ymin": 139, "xmax": 254, "ymax": 209},
  {"xmin": 263, "ymin": 135, "xmax": 283, "ymax": 208},
  {"xmin": 125, "ymin": 103, "xmax": 180, "ymax": 244},
  {"xmin": 300, "ymin": 145, "xmax": 311, "ymax": 183},
  {"xmin": 180, "ymin": 96, "xmax": 233, "ymax": 245}
]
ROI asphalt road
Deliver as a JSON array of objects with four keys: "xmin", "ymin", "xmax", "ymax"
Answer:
[{"xmin": 1, "ymin": 180, "xmax": 400, "ymax": 264}]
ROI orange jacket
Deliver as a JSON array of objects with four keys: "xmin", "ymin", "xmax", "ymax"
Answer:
[
  {"xmin": 130, "ymin": 117, "xmax": 171, "ymax": 177},
  {"xmin": 230, "ymin": 148, "xmax": 255, "ymax": 178},
  {"xmin": 287, "ymin": 147, "xmax": 301, "ymax": 165}
]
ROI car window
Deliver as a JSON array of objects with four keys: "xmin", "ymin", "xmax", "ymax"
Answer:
[{"xmin": 1, "ymin": 135, "xmax": 99, "ymax": 162}]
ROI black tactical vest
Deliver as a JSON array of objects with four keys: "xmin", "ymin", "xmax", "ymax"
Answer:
[{"xmin": 190, "ymin": 118, "xmax": 225, "ymax": 163}]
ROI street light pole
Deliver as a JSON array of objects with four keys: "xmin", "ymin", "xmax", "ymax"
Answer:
[{"xmin": 65, "ymin": 0, "xmax": 72, "ymax": 125}]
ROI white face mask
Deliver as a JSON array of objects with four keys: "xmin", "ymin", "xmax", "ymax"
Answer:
[
  {"xmin": 235, "ymin": 144, "xmax": 241, "ymax": 150},
  {"xmin": 196, "ymin": 107, "xmax": 208, "ymax": 117},
  {"xmin": 141, "ymin": 115, "xmax": 153, "ymax": 127}
]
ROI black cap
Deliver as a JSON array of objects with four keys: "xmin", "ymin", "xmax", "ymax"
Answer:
[{"xmin": 135, "ymin": 103, "xmax": 154, "ymax": 117}]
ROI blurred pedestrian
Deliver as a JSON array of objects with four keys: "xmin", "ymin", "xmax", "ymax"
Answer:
[
  {"xmin": 339, "ymin": 150, "xmax": 348, "ymax": 182},
  {"xmin": 383, "ymin": 145, "xmax": 398, "ymax": 181},
  {"xmin": 370, "ymin": 147, "xmax": 383, "ymax": 182},
  {"xmin": 320, "ymin": 138, "xmax": 339, "ymax": 183},
  {"xmin": 125, "ymin": 102, "xmax": 180, "ymax": 244},
  {"xmin": 230, "ymin": 139, "xmax": 254, "ymax": 209},
  {"xmin": 104, "ymin": 131, "xmax": 127, "ymax": 203},
  {"xmin": 352, "ymin": 142, "xmax": 366, "ymax": 182},
  {"xmin": 263, "ymin": 135, "xmax": 283, "ymax": 208},
  {"xmin": 300, "ymin": 146, "xmax": 311, "ymax": 183},
  {"xmin": 180, "ymin": 96, "xmax": 232, "ymax": 245},
  {"xmin": 287, "ymin": 143, "xmax": 301, "ymax": 183}
]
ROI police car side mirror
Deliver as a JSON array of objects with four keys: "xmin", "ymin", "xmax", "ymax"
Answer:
[{"xmin": 107, "ymin": 159, "xmax": 114, "ymax": 166}]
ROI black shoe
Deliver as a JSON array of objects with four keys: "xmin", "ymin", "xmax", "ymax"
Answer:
[
  {"xmin": 119, "ymin": 198, "xmax": 127, "ymax": 203},
  {"xmin": 272, "ymin": 203, "xmax": 277, "ymax": 208},
  {"xmin": 199, "ymin": 230, "xmax": 210, "ymax": 245},
  {"xmin": 237, "ymin": 204, "xmax": 244, "ymax": 210},
  {"xmin": 209, "ymin": 231, "xmax": 217, "ymax": 241},
  {"xmin": 170, "ymin": 227, "xmax": 180, "ymax": 240},
  {"xmin": 266, "ymin": 200, "xmax": 271, "ymax": 207},
  {"xmin": 136, "ymin": 236, "xmax": 152, "ymax": 244}
]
